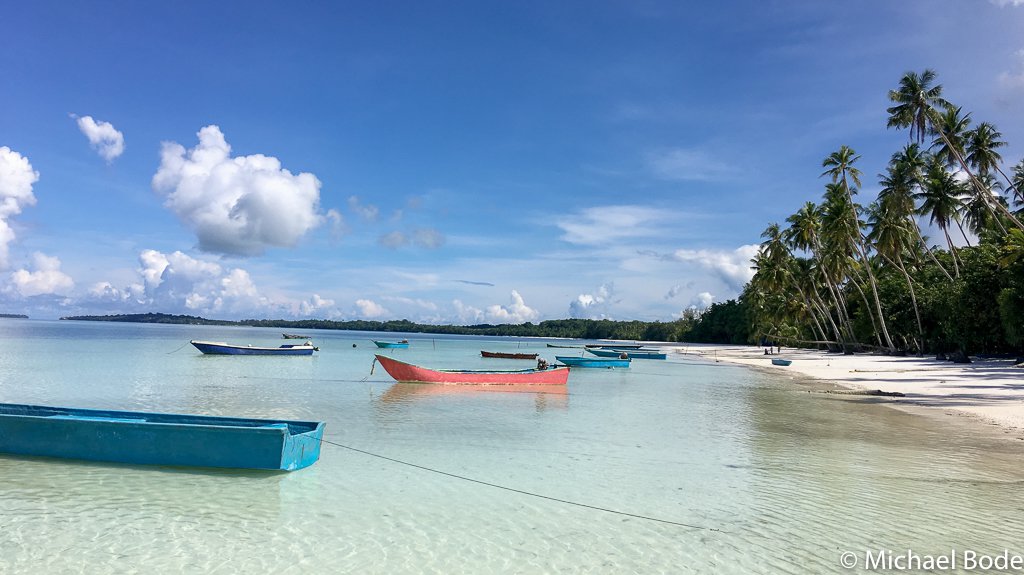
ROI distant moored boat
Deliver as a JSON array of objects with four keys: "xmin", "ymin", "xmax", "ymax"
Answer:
[
  {"xmin": 586, "ymin": 348, "xmax": 666, "ymax": 360},
  {"xmin": 481, "ymin": 351, "xmax": 538, "ymax": 360},
  {"xmin": 555, "ymin": 356, "xmax": 630, "ymax": 368},
  {"xmin": 373, "ymin": 340, "xmax": 410, "ymax": 349},
  {"xmin": 373, "ymin": 354, "xmax": 569, "ymax": 385},
  {"xmin": 191, "ymin": 340, "xmax": 318, "ymax": 355}
]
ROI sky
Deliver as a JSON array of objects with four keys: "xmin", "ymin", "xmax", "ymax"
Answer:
[{"xmin": 1, "ymin": 1, "xmax": 1023, "ymax": 323}]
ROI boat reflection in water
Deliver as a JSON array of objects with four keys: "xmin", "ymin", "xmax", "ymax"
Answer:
[{"xmin": 376, "ymin": 382, "xmax": 569, "ymax": 413}]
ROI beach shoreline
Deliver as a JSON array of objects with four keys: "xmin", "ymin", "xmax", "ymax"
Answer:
[{"xmin": 666, "ymin": 342, "xmax": 1024, "ymax": 442}]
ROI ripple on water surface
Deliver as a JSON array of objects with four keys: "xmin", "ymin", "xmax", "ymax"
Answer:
[{"xmin": 1, "ymin": 322, "xmax": 1023, "ymax": 574}]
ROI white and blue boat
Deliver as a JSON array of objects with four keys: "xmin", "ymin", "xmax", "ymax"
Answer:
[
  {"xmin": 555, "ymin": 356, "xmax": 631, "ymax": 368},
  {"xmin": 0, "ymin": 403, "xmax": 325, "ymax": 470},
  {"xmin": 586, "ymin": 348, "xmax": 667, "ymax": 360},
  {"xmin": 373, "ymin": 340, "xmax": 410, "ymax": 349},
  {"xmin": 191, "ymin": 340, "xmax": 318, "ymax": 355}
]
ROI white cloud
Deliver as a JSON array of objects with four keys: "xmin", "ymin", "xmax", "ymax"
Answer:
[
  {"xmin": 568, "ymin": 283, "xmax": 614, "ymax": 319},
  {"xmin": 152, "ymin": 125, "xmax": 325, "ymax": 256},
  {"xmin": 690, "ymin": 291, "xmax": 714, "ymax": 309},
  {"xmin": 378, "ymin": 231, "xmax": 407, "ymax": 248},
  {"xmin": 74, "ymin": 115, "xmax": 125, "ymax": 162},
  {"xmin": 646, "ymin": 147, "xmax": 734, "ymax": 181},
  {"xmin": 664, "ymin": 281, "xmax": 697, "ymax": 300},
  {"xmin": 557, "ymin": 205, "xmax": 675, "ymax": 245},
  {"xmin": 348, "ymin": 196, "xmax": 379, "ymax": 221},
  {"xmin": 355, "ymin": 298, "xmax": 388, "ymax": 318},
  {"xmin": 325, "ymin": 209, "xmax": 347, "ymax": 239},
  {"xmin": 412, "ymin": 228, "xmax": 445, "ymax": 248},
  {"xmin": 485, "ymin": 290, "xmax": 539, "ymax": 323},
  {"xmin": 10, "ymin": 253, "xmax": 74, "ymax": 297},
  {"xmin": 453, "ymin": 299, "xmax": 485, "ymax": 323},
  {"xmin": 997, "ymin": 49, "xmax": 1024, "ymax": 93},
  {"xmin": 0, "ymin": 147, "xmax": 39, "ymax": 268},
  {"xmin": 667, "ymin": 244, "xmax": 759, "ymax": 291},
  {"xmin": 990, "ymin": 0, "xmax": 1024, "ymax": 6},
  {"xmin": 299, "ymin": 294, "xmax": 335, "ymax": 316}
]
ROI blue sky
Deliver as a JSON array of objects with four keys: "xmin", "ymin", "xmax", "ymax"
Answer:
[{"xmin": 2, "ymin": 1, "xmax": 1023, "ymax": 322}]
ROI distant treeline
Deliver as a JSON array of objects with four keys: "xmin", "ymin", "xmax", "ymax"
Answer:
[
  {"xmin": 61, "ymin": 313, "xmax": 723, "ymax": 343},
  {"xmin": 0, "ymin": 314, "xmax": 28, "ymax": 319}
]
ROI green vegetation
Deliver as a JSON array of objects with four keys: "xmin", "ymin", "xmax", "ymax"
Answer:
[
  {"xmin": 734, "ymin": 69, "xmax": 1024, "ymax": 357},
  {"xmin": 61, "ymin": 313, "xmax": 697, "ymax": 342},
  {"xmin": 62, "ymin": 70, "xmax": 1024, "ymax": 356}
]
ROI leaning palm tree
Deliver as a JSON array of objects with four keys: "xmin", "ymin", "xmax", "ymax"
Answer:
[
  {"xmin": 917, "ymin": 157, "xmax": 969, "ymax": 276},
  {"xmin": 878, "ymin": 151, "xmax": 954, "ymax": 281},
  {"xmin": 867, "ymin": 197, "xmax": 925, "ymax": 353},
  {"xmin": 783, "ymin": 201, "xmax": 853, "ymax": 345},
  {"xmin": 931, "ymin": 106, "xmax": 971, "ymax": 169},
  {"xmin": 966, "ymin": 122, "xmax": 1021, "ymax": 205},
  {"xmin": 887, "ymin": 69, "xmax": 1024, "ymax": 231},
  {"xmin": 1013, "ymin": 159, "xmax": 1024, "ymax": 211},
  {"xmin": 821, "ymin": 146, "xmax": 896, "ymax": 352}
]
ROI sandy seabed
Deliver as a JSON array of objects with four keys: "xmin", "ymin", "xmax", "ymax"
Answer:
[{"xmin": 667, "ymin": 343, "xmax": 1024, "ymax": 438}]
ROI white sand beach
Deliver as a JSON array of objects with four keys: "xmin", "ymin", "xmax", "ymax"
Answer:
[{"xmin": 673, "ymin": 343, "xmax": 1024, "ymax": 437}]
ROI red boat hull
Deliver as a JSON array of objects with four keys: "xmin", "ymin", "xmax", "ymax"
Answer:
[{"xmin": 374, "ymin": 354, "xmax": 569, "ymax": 385}]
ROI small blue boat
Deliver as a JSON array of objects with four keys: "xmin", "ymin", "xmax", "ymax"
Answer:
[
  {"xmin": 191, "ymin": 340, "xmax": 317, "ymax": 355},
  {"xmin": 586, "ymin": 348, "xmax": 667, "ymax": 360},
  {"xmin": 0, "ymin": 403, "xmax": 325, "ymax": 470},
  {"xmin": 373, "ymin": 340, "xmax": 410, "ymax": 349},
  {"xmin": 555, "ymin": 356, "xmax": 631, "ymax": 368},
  {"xmin": 771, "ymin": 358, "xmax": 792, "ymax": 366}
]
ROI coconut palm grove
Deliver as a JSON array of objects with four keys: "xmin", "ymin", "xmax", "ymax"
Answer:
[{"xmin": 730, "ymin": 69, "xmax": 1024, "ymax": 359}]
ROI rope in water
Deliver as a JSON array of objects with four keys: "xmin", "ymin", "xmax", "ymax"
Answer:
[{"xmin": 316, "ymin": 435, "xmax": 726, "ymax": 533}]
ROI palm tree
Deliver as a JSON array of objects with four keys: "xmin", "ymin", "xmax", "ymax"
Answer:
[
  {"xmin": 931, "ymin": 106, "xmax": 971, "ymax": 169},
  {"xmin": 966, "ymin": 122, "xmax": 1021, "ymax": 205},
  {"xmin": 867, "ymin": 197, "xmax": 925, "ymax": 353},
  {"xmin": 878, "ymin": 149, "xmax": 954, "ymax": 281},
  {"xmin": 886, "ymin": 69, "xmax": 951, "ymax": 144},
  {"xmin": 783, "ymin": 202, "xmax": 851, "ymax": 345},
  {"xmin": 887, "ymin": 69, "xmax": 1024, "ymax": 230},
  {"xmin": 1013, "ymin": 160, "xmax": 1024, "ymax": 211},
  {"xmin": 821, "ymin": 146, "xmax": 896, "ymax": 352},
  {"xmin": 917, "ymin": 157, "xmax": 968, "ymax": 276}
]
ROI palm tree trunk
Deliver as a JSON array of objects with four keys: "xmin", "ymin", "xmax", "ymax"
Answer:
[
  {"xmin": 935, "ymin": 129, "xmax": 1023, "ymax": 231},
  {"xmin": 995, "ymin": 165, "xmax": 1023, "ymax": 205},
  {"xmin": 954, "ymin": 218, "xmax": 973, "ymax": 247},
  {"xmin": 848, "ymin": 271, "xmax": 884, "ymax": 348},
  {"xmin": 852, "ymin": 240, "xmax": 897, "ymax": 352},
  {"xmin": 914, "ymin": 226, "xmax": 954, "ymax": 282},
  {"xmin": 884, "ymin": 252, "xmax": 925, "ymax": 354},
  {"xmin": 943, "ymin": 227, "xmax": 961, "ymax": 277}
]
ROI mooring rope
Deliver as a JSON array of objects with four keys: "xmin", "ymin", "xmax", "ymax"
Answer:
[
  {"xmin": 316, "ymin": 436, "xmax": 726, "ymax": 533},
  {"xmin": 166, "ymin": 342, "xmax": 192, "ymax": 354}
]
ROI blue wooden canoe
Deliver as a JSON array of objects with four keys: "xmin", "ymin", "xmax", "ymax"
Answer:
[
  {"xmin": 586, "ymin": 348, "xmax": 667, "ymax": 360},
  {"xmin": 0, "ymin": 403, "xmax": 325, "ymax": 470},
  {"xmin": 191, "ymin": 340, "xmax": 317, "ymax": 355},
  {"xmin": 555, "ymin": 356, "xmax": 631, "ymax": 368},
  {"xmin": 373, "ymin": 340, "xmax": 410, "ymax": 349}
]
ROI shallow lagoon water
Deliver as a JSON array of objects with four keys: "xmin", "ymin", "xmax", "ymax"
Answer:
[{"xmin": 1, "ymin": 320, "xmax": 1022, "ymax": 574}]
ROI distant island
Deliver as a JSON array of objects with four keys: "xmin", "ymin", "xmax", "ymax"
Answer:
[
  {"xmin": 58, "ymin": 309, "xmax": 750, "ymax": 344},
  {"xmin": 0, "ymin": 314, "xmax": 28, "ymax": 319}
]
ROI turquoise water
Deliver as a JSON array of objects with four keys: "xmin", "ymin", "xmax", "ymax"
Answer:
[{"xmin": 1, "ymin": 320, "xmax": 1022, "ymax": 574}]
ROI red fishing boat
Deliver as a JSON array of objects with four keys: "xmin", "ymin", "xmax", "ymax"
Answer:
[{"xmin": 373, "ymin": 354, "xmax": 569, "ymax": 385}]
